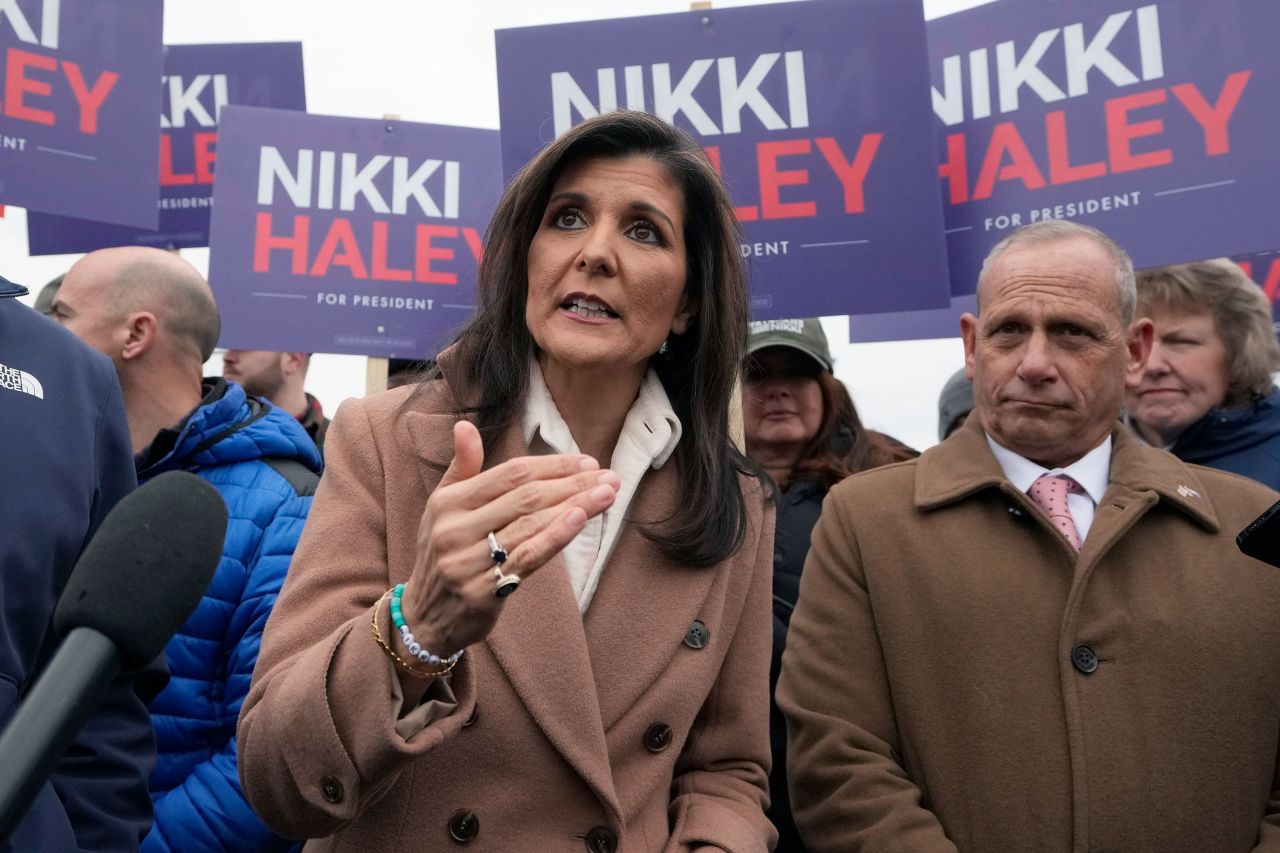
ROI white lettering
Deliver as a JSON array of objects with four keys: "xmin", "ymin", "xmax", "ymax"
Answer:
[
  {"xmin": 996, "ymin": 29, "xmax": 1066, "ymax": 113},
  {"xmin": 340, "ymin": 153, "xmax": 390, "ymax": 213},
  {"xmin": 652, "ymin": 59, "xmax": 719, "ymax": 134},
  {"xmin": 257, "ymin": 146, "xmax": 311, "ymax": 207}
]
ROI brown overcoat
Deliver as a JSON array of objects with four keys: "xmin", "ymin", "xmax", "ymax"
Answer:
[
  {"xmin": 237, "ymin": 356, "xmax": 777, "ymax": 852},
  {"xmin": 778, "ymin": 416, "xmax": 1280, "ymax": 852}
]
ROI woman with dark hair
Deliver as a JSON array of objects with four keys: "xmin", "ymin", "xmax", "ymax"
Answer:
[
  {"xmin": 741, "ymin": 318, "xmax": 915, "ymax": 852},
  {"xmin": 238, "ymin": 110, "xmax": 777, "ymax": 852},
  {"xmin": 1127, "ymin": 259, "xmax": 1280, "ymax": 490}
]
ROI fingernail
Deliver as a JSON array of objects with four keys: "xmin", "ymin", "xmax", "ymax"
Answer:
[
  {"xmin": 565, "ymin": 507, "xmax": 587, "ymax": 529},
  {"xmin": 597, "ymin": 471, "xmax": 620, "ymax": 487},
  {"xmin": 591, "ymin": 484, "xmax": 615, "ymax": 502},
  {"xmin": 579, "ymin": 457, "xmax": 599, "ymax": 471}
]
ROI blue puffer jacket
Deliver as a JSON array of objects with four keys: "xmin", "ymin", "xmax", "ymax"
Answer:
[
  {"xmin": 1168, "ymin": 386, "xmax": 1280, "ymax": 491},
  {"xmin": 137, "ymin": 379, "xmax": 321, "ymax": 852}
]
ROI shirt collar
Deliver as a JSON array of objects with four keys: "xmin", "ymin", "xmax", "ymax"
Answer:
[
  {"xmin": 986, "ymin": 433, "xmax": 1112, "ymax": 505},
  {"xmin": 522, "ymin": 361, "xmax": 682, "ymax": 469}
]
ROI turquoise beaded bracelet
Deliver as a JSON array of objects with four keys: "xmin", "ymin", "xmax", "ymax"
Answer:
[{"xmin": 390, "ymin": 583, "xmax": 463, "ymax": 669}]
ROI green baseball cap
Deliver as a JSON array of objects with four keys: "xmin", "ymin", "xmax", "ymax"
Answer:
[{"xmin": 746, "ymin": 318, "xmax": 832, "ymax": 373}]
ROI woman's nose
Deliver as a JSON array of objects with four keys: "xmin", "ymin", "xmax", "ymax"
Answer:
[{"xmin": 575, "ymin": 228, "xmax": 617, "ymax": 276}]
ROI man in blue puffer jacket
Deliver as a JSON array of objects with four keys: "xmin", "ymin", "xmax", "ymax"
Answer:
[{"xmin": 55, "ymin": 247, "xmax": 320, "ymax": 852}]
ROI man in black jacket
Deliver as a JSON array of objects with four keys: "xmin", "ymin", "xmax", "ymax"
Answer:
[{"xmin": 0, "ymin": 275, "xmax": 157, "ymax": 851}]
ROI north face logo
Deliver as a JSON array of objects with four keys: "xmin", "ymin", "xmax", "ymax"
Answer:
[{"xmin": 0, "ymin": 363, "xmax": 43, "ymax": 399}]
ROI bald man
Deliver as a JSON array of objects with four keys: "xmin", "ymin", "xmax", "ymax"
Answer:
[{"xmin": 55, "ymin": 247, "xmax": 322, "ymax": 852}]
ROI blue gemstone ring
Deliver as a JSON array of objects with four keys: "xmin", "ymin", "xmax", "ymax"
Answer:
[{"xmin": 487, "ymin": 532, "xmax": 508, "ymax": 565}]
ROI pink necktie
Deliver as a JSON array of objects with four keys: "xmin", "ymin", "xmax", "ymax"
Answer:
[{"xmin": 1028, "ymin": 474, "xmax": 1083, "ymax": 551}]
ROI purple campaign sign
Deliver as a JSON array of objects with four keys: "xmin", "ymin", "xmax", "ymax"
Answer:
[
  {"xmin": 208, "ymin": 106, "xmax": 501, "ymax": 358},
  {"xmin": 27, "ymin": 42, "xmax": 305, "ymax": 255},
  {"xmin": 0, "ymin": 0, "xmax": 162, "ymax": 228},
  {"xmin": 931, "ymin": 0, "xmax": 1280, "ymax": 297},
  {"xmin": 495, "ymin": 0, "xmax": 951, "ymax": 319},
  {"xmin": 1232, "ymin": 251, "xmax": 1280, "ymax": 331},
  {"xmin": 849, "ymin": 294, "xmax": 975, "ymax": 343}
]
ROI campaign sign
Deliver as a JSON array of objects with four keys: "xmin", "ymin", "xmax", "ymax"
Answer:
[
  {"xmin": 495, "ymin": 0, "xmax": 951, "ymax": 319},
  {"xmin": 849, "ymin": 294, "xmax": 975, "ymax": 343},
  {"xmin": 847, "ymin": 251, "xmax": 1280, "ymax": 344},
  {"xmin": 208, "ymin": 106, "xmax": 501, "ymax": 358},
  {"xmin": 931, "ymin": 0, "xmax": 1280, "ymax": 296},
  {"xmin": 0, "ymin": 0, "xmax": 163, "ymax": 228},
  {"xmin": 1233, "ymin": 251, "xmax": 1280, "ymax": 329},
  {"xmin": 27, "ymin": 42, "xmax": 305, "ymax": 255}
]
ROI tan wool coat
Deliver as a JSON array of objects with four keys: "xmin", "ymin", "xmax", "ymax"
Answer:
[
  {"xmin": 237, "ymin": 354, "xmax": 777, "ymax": 852},
  {"xmin": 778, "ymin": 416, "xmax": 1280, "ymax": 853}
]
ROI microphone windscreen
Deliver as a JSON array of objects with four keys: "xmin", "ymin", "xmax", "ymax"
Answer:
[{"xmin": 54, "ymin": 470, "xmax": 227, "ymax": 670}]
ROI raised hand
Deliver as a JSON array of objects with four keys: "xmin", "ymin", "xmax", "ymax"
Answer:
[{"xmin": 401, "ymin": 420, "xmax": 619, "ymax": 655}]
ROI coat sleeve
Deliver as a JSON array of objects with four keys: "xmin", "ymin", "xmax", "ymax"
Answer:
[
  {"xmin": 237, "ymin": 397, "xmax": 476, "ymax": 841},
  {"xmin": 775, "ymin": 488, "xmax": 958, "ymax": 853},
  {"xmin": 667, "ymin": 484, "xmax": 778, "ymax": 853},
  {"xmin": 142, "ymin": 489, "xmax": 311, "ymax": 852},
  {"xmin": 1254, "ymin": 745, "xmax": 1280, "ymax": 851},
  {"xmin": 46, "ymin": 361, "xmax": 158, "ymax": 852}
]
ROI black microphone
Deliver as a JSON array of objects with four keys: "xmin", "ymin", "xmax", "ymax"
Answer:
[{"xmin": 0, "ymin": 471, "xmax": 226, "ymax": 841}]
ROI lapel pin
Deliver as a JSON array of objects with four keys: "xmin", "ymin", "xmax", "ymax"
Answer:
[{"xmin": 1177, "ymin": 484, "xmax": 1201, "ymax": 499}]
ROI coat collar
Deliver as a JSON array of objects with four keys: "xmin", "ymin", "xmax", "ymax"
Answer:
[
  {"xmin": 395, "ymin": 345, "xmax": 722, "ymax": 826},
  {"xmin": 916, "ymin": 414, "xmax": 1220, "ymax": 533}
]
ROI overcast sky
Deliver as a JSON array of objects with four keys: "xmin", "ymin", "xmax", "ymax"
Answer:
[{"xmin": 5, "ymin": 0, "xmax": 999, "ymax": 452}]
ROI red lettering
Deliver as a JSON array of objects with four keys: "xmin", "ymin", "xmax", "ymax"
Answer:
[
  {"xmin": 758, "ymin": 139, "xmax": 816, "ymax": 219},
  {"xmin": 815, "ymin": 134, "xmax": 881, "ymax": 214},
  {"xmin": 938, "ymin": 132, "xmax": 969, "ymax": 205},
  {"xmin": 193, "ymin": 132, "xmax": 217, "ymax": 183},
  {"xmin": 415, "ymin": 224, "xmax": 457, "ymax": 284},
  {"xmin": 462, "ymin": 226, "xmax": 484, "ymax": 262},
  {"xmin": 703, "ymin": 145, "xmax": 758, "ymax": 221},
  {"xmin": 1257, "ymin": 259, "xmax": 1280, "ymax": 304},
  {"xmin": 253, "ymin": 213, "xmax": 309, "ymax": 275},
  {"xmin": 60, "ymin": 60, "xmax": 118, "ymax": 134},
  {"xmin": 1171, "ymin": 70, "xmax": 1251, "ymax": 157},
  {"xmin": 4, "ymin": 48, "xmax": 55, "ymax": 126},
  {"xmin": 370, "ymin": 220, "xmax": 411, "ymax": 281},
  {"xmin": 310, "ymin": 218, "xmax": 368, "ymax": 278},
  {"xmin": 972, "ymin": 122, "xmax": 1046, "ymax": 201},
  {"xmin": 159, "ymin": 134, "xmax": 194, "ymax": 185},
  {"xmin": 1045, "ymin": 111, "xmax": 1106, "ymax": 184},
  {"xmin": 1106, "ymin": 89, "xmax": 1173, "ymax": 173}
]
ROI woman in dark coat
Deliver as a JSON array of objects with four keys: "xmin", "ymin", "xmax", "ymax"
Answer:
[
  {"xmin": 1126, "ymin": 259, "xmax": 1280, "ymax": 490},
  {"xmin": 741, "ymin": 318, "xmax": 916, "ymax": 852}
]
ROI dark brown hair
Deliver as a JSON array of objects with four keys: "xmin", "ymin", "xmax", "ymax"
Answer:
[
  {"xmin": 790, "ymin": 372, "xmax": 914, "ymax": 492},
  {"xmin": 432, "ymin": 110, "xmax": 759, "ymax": 567}
]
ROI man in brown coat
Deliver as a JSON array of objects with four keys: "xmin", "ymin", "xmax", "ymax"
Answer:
[{"xmin": 778, "ymin": 220, "xmax": 1280, "ymax": 852}]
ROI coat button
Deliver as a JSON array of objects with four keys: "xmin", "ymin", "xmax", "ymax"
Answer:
[
  {"xmin": 320, "ymin": 776, "xmax": 343, "ymax": 803},
  {"xmin": 684, "ymin": 620, "xmax": 710, "ymax": 649},
  {"xmin": 448, "ymin": 809, "xmax": 479, "ymax": 843},
  {"xmin": 1072, "ymin": 643, "xmax": 1099, "ymax": 674},
  {"xmin": 462, "ymin": 704, "xmax": 479, "ymax": 728},
  {"xmin": 644, "ymin": 722, "xmax": 673, "ymax": 753},
  {"xmin": 584, "ymin": 826, "xmax": 618, "ymax": 853}
]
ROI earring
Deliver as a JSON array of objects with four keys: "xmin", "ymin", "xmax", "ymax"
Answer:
[{"xmin": 658, "ymin": 339, "xmax": 669, "ymax": 355}]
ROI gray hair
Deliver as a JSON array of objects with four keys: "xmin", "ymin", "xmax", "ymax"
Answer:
[{"xmin": 976, "ymin": 220, "xmax": 1137, "ymax": 323}]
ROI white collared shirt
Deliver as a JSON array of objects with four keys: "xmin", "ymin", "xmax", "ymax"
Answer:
[
  {"xmin": 986, "ymin": 434, "xmax": 1112, "ymax": 541},
  {"xmin": 522, "ymin": 361, "xmax": 682, "ymax": 613}
]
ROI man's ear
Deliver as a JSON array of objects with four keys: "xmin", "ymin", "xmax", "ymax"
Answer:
[
  {"xmin": 282, "ymin": 352, "xmax": 307, "ymax": 375},
  {"xmin": 1124, "ymin": 317, "xmax": 1154, "ymax": 390},
  {"xmin": 120, "ymin": 312, "xmax": 158, "ymax": 361},
  {"xmin": 960, "ymin": 312, "xmax": 978, "ymax": 381}
]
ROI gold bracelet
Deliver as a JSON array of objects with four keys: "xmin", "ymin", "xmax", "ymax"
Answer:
[{"xmin": 371, "ymin": 589, "xmax": 460, "ymax": 679}]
